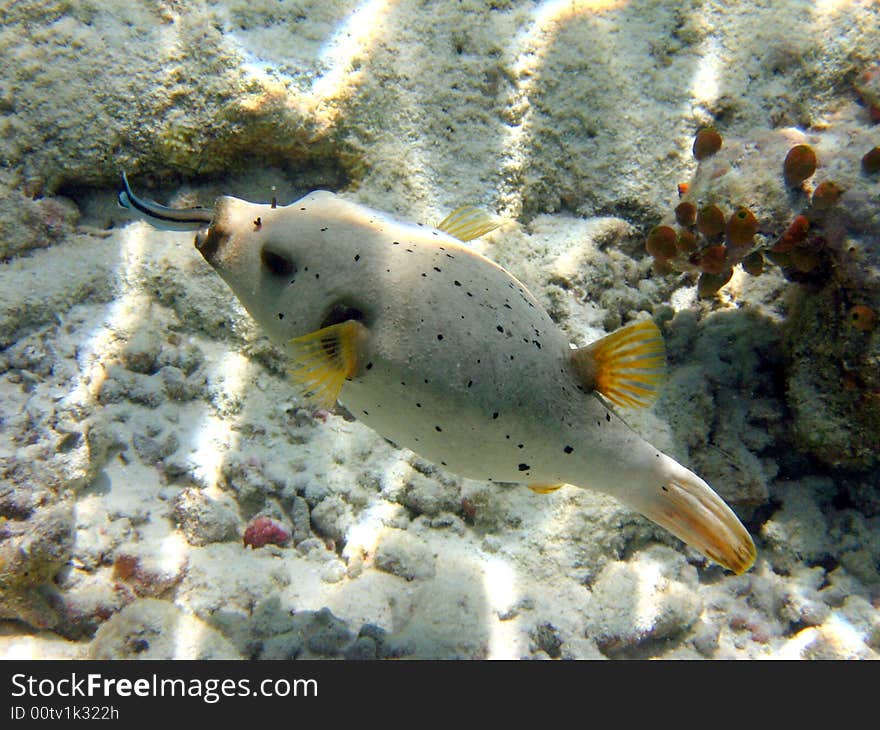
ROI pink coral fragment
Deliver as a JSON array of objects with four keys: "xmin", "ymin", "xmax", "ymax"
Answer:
[{"xmin": 243, "ymin": 516, "xmax": 291, "ymax": 549}]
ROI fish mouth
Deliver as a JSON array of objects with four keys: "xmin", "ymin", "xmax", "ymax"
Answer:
[{"xmin": 194, "ymin": 226, "xmax": 220, "ymax": 263}]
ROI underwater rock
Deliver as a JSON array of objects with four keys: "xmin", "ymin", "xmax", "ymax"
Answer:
[
  {"xmin": 286, "ymin": 495, "xmax": 313, "ymax": 545},
  {"xmin": 374, "ymin": 529, "xmax": 436, "ymax": 581},
  {"xmin": 0, "ymin": 503, "xmax": 74, "ymax": 629},
  {"xmin": 0, "ymin": 235, "xmax": 117, "ymax": 349},
  {"xmin": 89, "ymin": 598, "xmax": 241, "ymax": 659},
  {"xmin": 583, "ymin": 546, "xmax": 702, "ymax": 656},
  {"xmin": 309, "ymin": 495, "xmax": 353, "ymax": 544},
  {"xmin": 173, "ymin": 487, "xmax": 240, "ymax": 547},
  {"xmin": 760, "ymin": 480, "xmax": 831, "ymax": 572},
  {"xmin": 120, "ymin": 328, "xmax": 163, "ymax": 375},
  {"xmin": 398, "ymin": 469, "xmax": 461, "ymax": 517},
  {"xmin": 132, "ymin": 430, "xmax": 179, "ymax": 465},
  {"xmin": 784, "ymin": 286, "xmax": 880, "ymax": 470}
]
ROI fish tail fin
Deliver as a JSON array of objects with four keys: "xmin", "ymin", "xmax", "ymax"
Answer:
[
  {"xmin": 569, "ymin": 320, "xmax": 665, "ymax": 409},
  {"xmin": 626, "ymin": 456, "xmax": 756, "ymax": 574}
]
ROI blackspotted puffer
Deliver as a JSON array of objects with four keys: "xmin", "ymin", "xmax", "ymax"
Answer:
[{"xmin": 121, "ymin": 177, "xmax": 756, "ymax": 574}]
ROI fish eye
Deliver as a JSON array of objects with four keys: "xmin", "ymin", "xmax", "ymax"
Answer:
[{"xmin": 261, "ymin": 247, "xmax": 296, "ymax": 278}]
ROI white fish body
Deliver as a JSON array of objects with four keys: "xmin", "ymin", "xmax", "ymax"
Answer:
[{"xmin": 173, "ymin": 189, "xmax": 755, "ymax": 574}]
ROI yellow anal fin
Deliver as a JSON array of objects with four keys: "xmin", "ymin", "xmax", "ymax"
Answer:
[
  {"xmin": 528, "ymin": 483, "xmax": 565, "ymax": 494},
  {"xmin": 437, "ymin": 205, "xmax": 499, "ymax": 242},
  {"xmin": 633, "ymin": 475, "xmax": 756, "ymax": 575},
  {"xmin": 569, "ymin": 320, "xmax": 666, "ymax": 409},
  {"xmin": 287, "ymin": 320, "xmax": 367, "ymax": 409}
]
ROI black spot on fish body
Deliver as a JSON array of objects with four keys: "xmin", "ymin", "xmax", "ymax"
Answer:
[
  {"xmin": 518, "ymin": 463, "xmax": 530, "ymax": 471},
  {"xmin": 606, "ymin": 413, "xmax": 611, "ymax": 422},
  {"xmin": 320, "ymin": 227, "xmax": 328, "ymax": 232},
  {"xmin": 435, "ymin": 425, "xmax": 442, "ymax": 432},
  {"xmin": 564, "ymin": 445, "xmax": 573, "ymax": 454},
  {"xmin": 517, "ymin": 444, "xmax": 524, "ymax": 449},
  {"xmin": 354, "ymin": 254, "xmax": 360, "ymax": 261},
  {"xmin": 434, "ymin": 266, "xmax": 441, "ymax": 272},
  {"xmin": 437, "ymin": 334, "xmax": 444, "ymax": 340},
  {"xmin": 277, "ymin": 312, "xmax": 284, "ymax": 320},
  {"xmin": 454, "ymin": 280, "xmax": 462, "ymax": 286},
  {"xmin": 496, "ymin": 325, "xmax": 504, "ymax": 333},
  {"xmin": 366, "ymin": 362, "xmax": 373, "ymax": 370},
  {"xmin": 492, "ymin": 412, "xmax": 499, "ymax": 419}
]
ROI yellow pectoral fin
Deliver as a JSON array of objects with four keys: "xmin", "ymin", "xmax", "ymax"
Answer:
[
  {"xmin": 528, "ymin": 483, "xmax": 565, "ymax": 494},
  {"xmin": 287, "ymin": 320, "xmax": 367, "ymax": 408},
  {"xmin": 437, "ymin": 205, "xmax": 499, "ymax": 242},
  {"xmin": 569, "ymin": 319, "xmax": 666, "ymax": 409}
]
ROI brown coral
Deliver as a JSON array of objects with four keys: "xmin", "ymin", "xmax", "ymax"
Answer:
[
  {"xmin": 674, "ymin": 201, "xmax": 696, "ymax": 226},
  {"xmin": 645, "ymin": 225, "xmax": 677, "ymax": 260},
  {"xmin": 725, "ymin": 207, "xmax": 758, "ymax": 248},
  {"xmin": 849, "ymin": 305, "xmax": 876, "ymax": 332},
  {"xmin": 811, "ymin": 181, "xmax": 843, "ymax": 211},
  {"xmin": 862, "ymin": 147, "xmax": 880, "ymax": 174},
  {"xmin": 696, "ymin": 205, "xmax": 725, "ymax": 238},
  {"xmin": 698, "ymin": 245, "xmax": 727, "ymax": 274},
  {"xmin": 693, "ymin": 127, "xmax": 722, "ymax": 161},
  {"xmin": 772, "ymin": 215, "xmax": 809, "ymax": 253},
  {"xmin": 783, "ymin": 144, "xmax": 817, "ymax": 186}
]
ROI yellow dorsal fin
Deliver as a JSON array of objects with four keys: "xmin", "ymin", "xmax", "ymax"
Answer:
[
  {"xmin": 437, "ymin": 205, "xmax": 499, "ymax": 242},
  {"xmin": 568, "ymin": 320, "xmax": 666, "ymax": 409},
  {"xmin": 528, "ymin": 483, "xmax": 565, "ymax": 494},
  {"xmin": 287, "ymin": 320, "xmax": 367, "ymax": 408}
]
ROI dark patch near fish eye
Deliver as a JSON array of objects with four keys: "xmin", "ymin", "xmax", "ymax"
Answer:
[
  {"xmin": 505, "ymin": 434, "xmax": 510, "ymax": 439},
  {"xmin": 517, "ymin": 444, "xmax": 524, "ymax": 449},
  {"xmin": 363, "ymin": 410, "xmax": 369, "ymax": 415},
  {"xmin": 261, "ymin": 247, "xmax": 296, "ymax": 278},
  {"xmin": 416, "ymin": 403, "xmax": 422, "ymax": 407},
  {"xmin": 492, "ymin": 412, "xmax": 499, "ymax": 419},
  {"xmin": 354, "ymin": 254, "xmax": 360, "ymax": 261},
  {"xmin": 434, "ymin": 266, "xmax": 441, "ymax": 272},
  {"xmin": 365, "ymin": 362, "xmax": 373, "ymax": 370},
  {"xmin": 437, "ymin": 334, "xmax": 444, "ymax": 340},
  {"xmin": 518, "ymin": 463, "xmax": 530, "ymax": 471},
  {"xmin": 435, "ymin": 425, "xmax": 442, "ymax": 432},
  {"xmin": 454, "ymin": 280, "xmax": 461, "ymax": 286},
  {"xmin": 496, "ymin": 325, "xmax": 504, "ymax": 333},
  {"xmin": 277, "ymin": 312, "xmax": 284, "ymax": 320},
  {"xmin": 467, "ymin": 380, "xmax": 473, "ymax": 388},
  {"xmin": 564, "ymin": 445, "xmax": 573, "ymax": 454},
  {"xmin": 441, "ymin": 461, "xmax": 447, "ymax": 466},
  {"xmin": 421, "ymin": 273, "xmax": 427, "ymax": 277},
  {"xmin": 321, "ymin": 303, "xmax": 366, "ymax": 330},
  {"xmin": 467, "ymin": 292, "xmax": 473, "ymax": 297}
]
